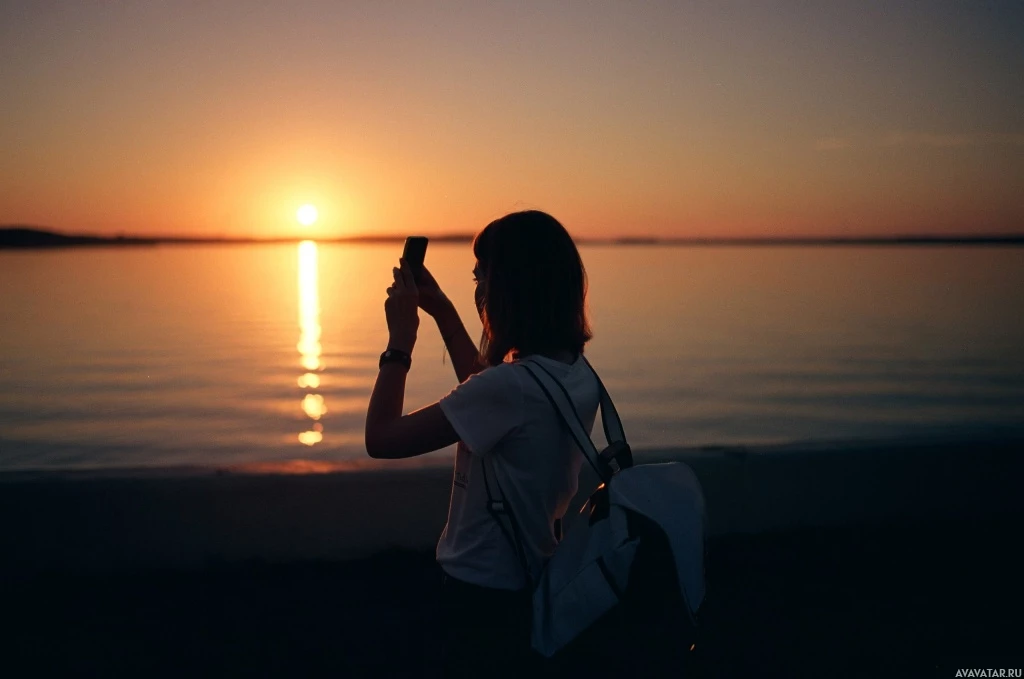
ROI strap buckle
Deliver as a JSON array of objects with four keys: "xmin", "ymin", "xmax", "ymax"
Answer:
[{"xmin": 599, "ymin": 440, "xmax": 633, "ymax": 474}]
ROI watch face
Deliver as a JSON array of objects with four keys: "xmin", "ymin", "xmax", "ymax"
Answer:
[{"xmin": 380, "ymin": 349, "xmax": 410, "ymax": 370}]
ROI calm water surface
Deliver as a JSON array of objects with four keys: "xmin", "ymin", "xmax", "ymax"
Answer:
[{"xmin": 1, "ymin": 244, "xmax": 1022, "ymax": 472}]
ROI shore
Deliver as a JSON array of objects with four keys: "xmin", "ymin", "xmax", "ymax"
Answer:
[
  {"xmin": 4, "ymin": 517, "xmax": 1021, "ymax": 677},
  {"xmin": 2, "ymin": 438, "xmax": 1022, "ymax": 676}
]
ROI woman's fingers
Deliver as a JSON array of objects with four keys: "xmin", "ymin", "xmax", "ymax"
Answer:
[
  {"xmin": 385, "ymin": 261, "xmax": 420, "ymax": 336},
  {"xmin": 398, "ymin": 259, "xmax": 418, "ymax": 291},
  {"xmin": 391, "ymin": 267, "xmax": 408, "ymax": 294},
  {"xmin": 389, "ymin": 261, "xmax": 418, "ymax": 298},
  {"xmin": 417, "ymin": 265, "xmax": 438, "ymax": 287}
]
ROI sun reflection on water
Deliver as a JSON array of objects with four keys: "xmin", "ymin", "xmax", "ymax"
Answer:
[
  {"xmin": 302, "ymin": 393, "xmax": 327, "ymax": 420},
  {"xmin": 297, "ymin": 240, "xmax": 325, "ymax": 445}
]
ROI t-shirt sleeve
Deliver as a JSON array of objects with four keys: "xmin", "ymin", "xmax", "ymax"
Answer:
[{"xmin": 438, "ymin": 364, "xmax": 524, "ymax": 457}]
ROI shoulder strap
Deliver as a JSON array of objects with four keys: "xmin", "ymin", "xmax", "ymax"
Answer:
[
  {"xmin": 483, "ymin": 356, "xmax": 632, "ymax": 587},
  {"xmin": 518, "ymin": 356, "xmax": 632, "ymax": 484},
  {"xmin": 480, "ymin": 454, "xmax": 535, "ymax": 589},
  {"xmin": 580, "ymin": 354, "xmax": 625, "ymax": 446}
]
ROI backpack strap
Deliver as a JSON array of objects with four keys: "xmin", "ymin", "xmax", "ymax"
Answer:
[
  {"xmin": 519, "ymin": 357, "xmax": 633, "ymax": 483},
  {"xmin": 480, "ymin": 453, "xmax": 535, "ymax": 589},
  {"xmin": 483, "ymin": 356, "xmax": 632, "ymax": 588},
  {"xmin": 580, "ymin": 354, "xmax": 625, "ymax": 448}
]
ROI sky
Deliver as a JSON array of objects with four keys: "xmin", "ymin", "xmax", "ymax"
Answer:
[{"xmin": 1, "ymin": 0, "xmax": 1022, "ymax": 239}]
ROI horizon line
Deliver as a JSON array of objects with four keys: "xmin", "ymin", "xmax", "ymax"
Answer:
[{"xmin": 2, "ymin": 225, "xmax": 1024, "ymax": 247}]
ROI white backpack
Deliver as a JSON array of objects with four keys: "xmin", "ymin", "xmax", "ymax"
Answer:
[{"xmin": 481, "ymin": 355, "xmax": 706, "ymax": 658}]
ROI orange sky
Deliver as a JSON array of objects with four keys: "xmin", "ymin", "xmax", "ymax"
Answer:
[{"xmin": 1, "ymin": 2, "xmax": 1022, "ymax": 239}]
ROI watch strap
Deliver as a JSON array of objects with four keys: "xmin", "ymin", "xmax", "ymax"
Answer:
[{"xmin": 379, "ymin": 348, "xmax": 412, "ymax": 371}]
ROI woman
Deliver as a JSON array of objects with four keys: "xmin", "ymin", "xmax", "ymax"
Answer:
[{"xmin": 364, "ymin": 210, "xmax": 600, "ymax": 677}]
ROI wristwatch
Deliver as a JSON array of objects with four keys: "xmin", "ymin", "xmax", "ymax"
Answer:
[{"xmin": 379, "ymin": 348, "xmax": 412, "ymax": 371}]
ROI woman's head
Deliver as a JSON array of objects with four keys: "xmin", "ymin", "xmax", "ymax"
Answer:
[{"xmin": 472, "ymin": 210, "xmax": 592, "ymax": 366}]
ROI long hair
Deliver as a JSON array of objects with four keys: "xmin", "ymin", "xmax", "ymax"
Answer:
[{"xmin": 473, "ymin": 210, "xmax": 592, "ymax": 366}]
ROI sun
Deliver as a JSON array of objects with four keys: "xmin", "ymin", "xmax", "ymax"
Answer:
[{"xmin": 296, "ymin": 204, "xmax": 318, "ymax": 227}]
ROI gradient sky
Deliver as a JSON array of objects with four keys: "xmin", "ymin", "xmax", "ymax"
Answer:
[{"xmin": 2, "ymin": 0, "xmax": 1022, "ymax": 238}]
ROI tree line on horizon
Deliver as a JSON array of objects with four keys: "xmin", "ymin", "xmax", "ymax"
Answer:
[{"xmin": 2, "ymin": 225, "xmax": 1022, "ymax": 249}]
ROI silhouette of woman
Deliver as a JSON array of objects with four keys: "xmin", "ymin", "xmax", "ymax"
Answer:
[{"xmin": 364, "ymin": 210, "xmax": 599, "ymax": 677}]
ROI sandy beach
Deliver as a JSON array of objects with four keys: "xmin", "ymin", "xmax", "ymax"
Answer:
[{"xmin": 3, "ymin": 438, "xmax": 1022, "ymax": 677}]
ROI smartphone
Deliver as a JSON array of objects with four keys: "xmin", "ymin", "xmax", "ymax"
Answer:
[{"xmin": 402, "ymin": 236, "xmax": 428, "ymax": 272}]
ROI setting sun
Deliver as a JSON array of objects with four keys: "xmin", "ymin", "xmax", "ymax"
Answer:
[{"xmin": 296, "ymin": 204, "xmax": 318, "ymax": 227}]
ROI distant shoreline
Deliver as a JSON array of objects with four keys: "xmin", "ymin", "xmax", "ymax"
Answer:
[{"xmin": 2, "ymin": 226, "xmax": 1024, "ymax": 249}]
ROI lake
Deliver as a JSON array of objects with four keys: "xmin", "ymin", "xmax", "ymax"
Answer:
[{"xmin": 1, "ymin": 243, "xmax": 1022, "ymax": 472}]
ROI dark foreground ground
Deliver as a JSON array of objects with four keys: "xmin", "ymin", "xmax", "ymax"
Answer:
[{"xmin": 3, "ymin": 514, "xmax": 1021, "ymax": 678}]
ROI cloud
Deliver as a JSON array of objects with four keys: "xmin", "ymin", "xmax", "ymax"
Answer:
[
  {"xmin": 815, "ymin": 137, "xmax": 852, "ymax": 151},
  {"xmin": 881, "ymin": 132, "xmax": 1024, "ymax": 148},
  {"xmin": 992, "ymin": 133, "xmax": 1024, "ymax": 146},
  {"xmin": 882, "ymin": 132, "xmax": 972, "ymax": 148},
  {"xmin": 812, "ymin": 131, "xmax": 1024, "ymax": 154}
]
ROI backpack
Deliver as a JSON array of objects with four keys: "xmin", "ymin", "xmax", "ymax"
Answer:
[{"xmin": 481, "ymin": 355, "xmax": 706, "ymax": 668}]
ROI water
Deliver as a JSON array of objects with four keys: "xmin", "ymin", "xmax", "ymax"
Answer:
[{"xmin": 1, "ymin": 243, "xmax": 1022, "ymax": 472}]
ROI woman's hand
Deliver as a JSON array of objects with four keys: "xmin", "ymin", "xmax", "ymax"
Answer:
[
  {"xmin": 414, "ymin": 265, "xmax": 452, "ymax": 318},
  {"xmin": 385, "ymin": 258, "xmax": 420, "ymax": 353}
]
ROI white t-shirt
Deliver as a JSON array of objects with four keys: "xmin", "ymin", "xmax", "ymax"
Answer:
[{"xmin": 437, "ymin": 353, "xmax": 600, "ymax": 590}]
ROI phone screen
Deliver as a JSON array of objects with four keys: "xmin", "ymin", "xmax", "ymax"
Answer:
[{"xmin": 403, "ymin": 236, "xmax": 428, "ymax": 270}]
